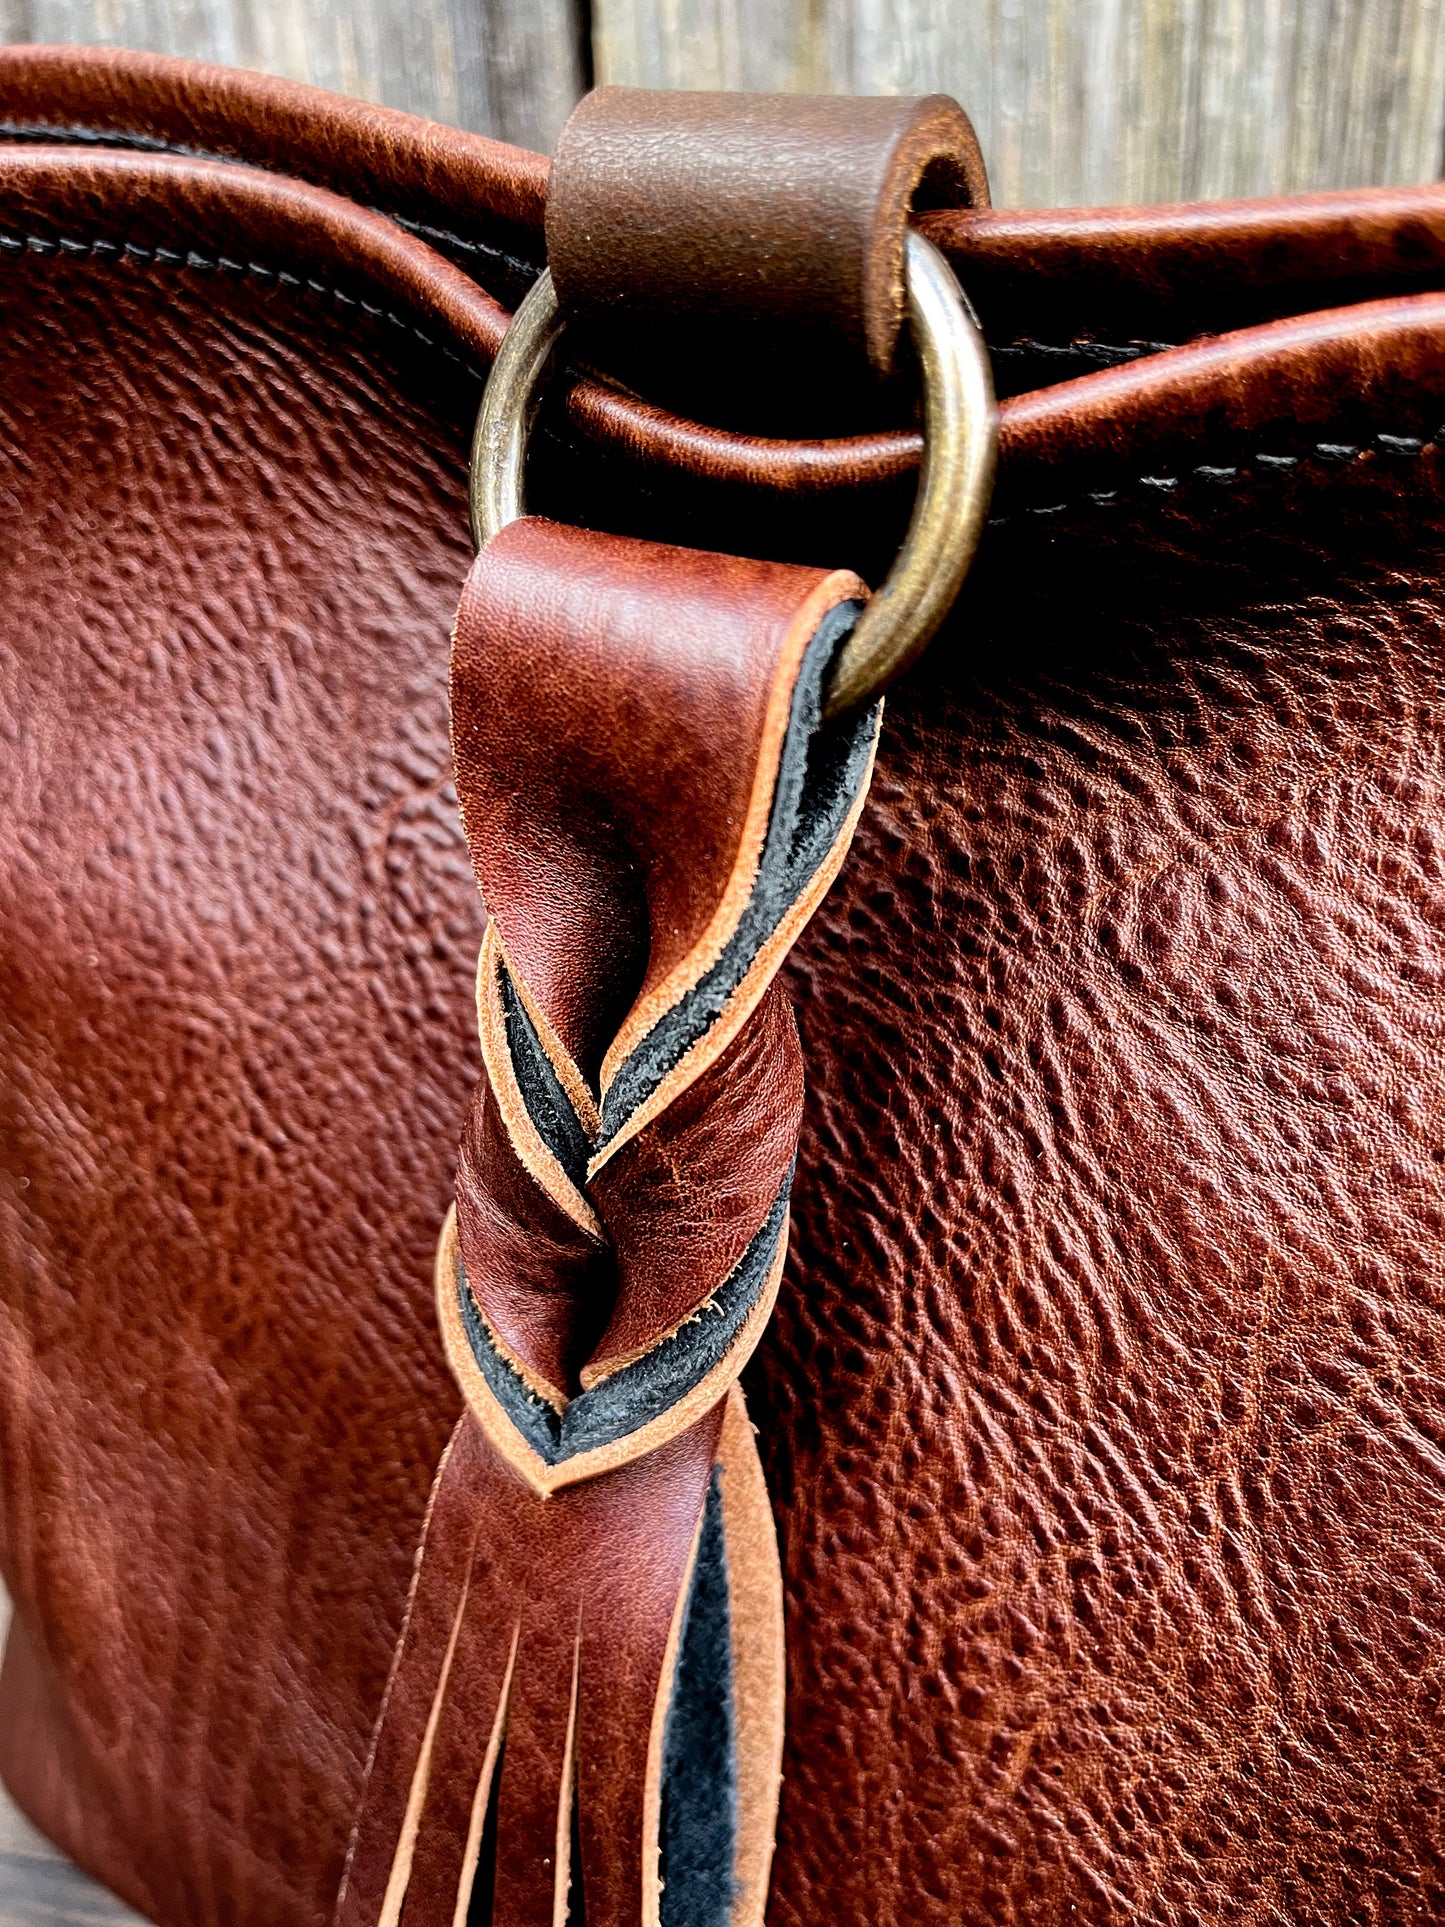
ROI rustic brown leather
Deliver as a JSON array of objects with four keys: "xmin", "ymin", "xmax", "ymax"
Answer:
[
  {"xmin": 766, "ymin": 446, "xmax": 1445, "ymax": 1927},
  {"xmin": 446, "ymin": 516, "xmax": 872, "ymax": 1449},
  {"xmin": 546, "ymin": 88, "xmax": 986, "ymax": 385},
  {"xmin": 13, "ymin": 43, "xmax": 1445, "ymax": 360},
  {"xmin": 0, "ymin": 138, "xmax": 486, "ymax": 1927},
  {"xmin": 341, "ymin": 518, "xmax": 869, "ymax": 1925},
  {"xmin": 10, "ymin": 47, "xmax": 1445, "ymax": 443},
  {"xmin": 924, "ymin": 186, "xmax": 1445, "ymax": 387},
  {"xmin": 451, "ymin": 521, "xmax": 868, "ymax": 1077},
  {"xmin": 336, "ymin": 1401, "xmax": 726, "ymax": 1927},
  {"xmin": 0, "ymin": 41, "xmax": 547, "ymax": 298},
  {"xmin": 5, "ymin": 47, "xmax": 1445, "ymax": 1927}
]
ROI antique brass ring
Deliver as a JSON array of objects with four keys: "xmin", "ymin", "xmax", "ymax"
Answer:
[{"xmin": 468, "ymin": 229, "xmax": 997, "ymax": 716}]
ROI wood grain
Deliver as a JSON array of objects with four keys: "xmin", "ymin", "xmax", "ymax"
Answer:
[
  {"xmin": 0, "ymin": 0, "xmax": 588, "ymax": 151},
  {"xmin": 593, "ymin": 0, "xmax": 1445, "ymax": 204},
  {"xmin": 3, "ymin": 0, "xmax": 1444, "ymax": 202}
]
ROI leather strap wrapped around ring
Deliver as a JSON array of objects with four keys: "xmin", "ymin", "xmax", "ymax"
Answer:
[
  {"xmin": 546, "ymin": 88, "xmax": 990, "ymax": 378},
  {"xmin": 447, "ymin": 524, "xmax": 879, "ymax": 1490},
  {"xmin": 336, "ymin": 85, "xmax": 986, "ymax": 1927}
]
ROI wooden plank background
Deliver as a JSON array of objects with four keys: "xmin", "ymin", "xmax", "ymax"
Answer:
[
  {"xmin": 1, "ymin": 0, "xmax": 1443, "ymax": 201},
  {"xmin": 2, "ymin": 0, "xmax": 1444, "ymax": 1917}
]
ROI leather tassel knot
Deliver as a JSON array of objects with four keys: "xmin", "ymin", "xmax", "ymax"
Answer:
[{"xmin": 336, "ymin": 518, "xmax": 880, "ymax": 1927}]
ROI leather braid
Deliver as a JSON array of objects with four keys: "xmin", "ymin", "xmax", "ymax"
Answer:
[
  {"xmin": 440, "ymin": 937, "xmax": 802, "ymax": 1491},
  {"xmin": 440, "ymin": 519, "xmax": 881, "ymax": 1496},
  {"xmin": 341, "ymin": 515, "xmax": 880, "ymax": 1927}
]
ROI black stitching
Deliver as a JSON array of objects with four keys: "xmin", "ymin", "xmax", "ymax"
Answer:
[
  {"xmin": 0, "ymin": 119, "xmax": 211, "ymax": 159},
  {"xmin": 387, "ymin": 211, "xmax": 539, "ymax": 289},
  {"xmin": 990, "ymin": 430, "xmax": 1440, "ymax": 525},
  {"xmin": 992, "ymin": 336, "xmax": 1180, "ymax": 362},
  {"xmin": 0, "ymin": 118, "xmax": 544, "ymax": 288},
  {"xmin": 0, "ymin": 225, "xmax": 487, "ymax": 381},
  {"xmin": 1, "ymin": 224, "xmax": 1439, "ymax": 511}
]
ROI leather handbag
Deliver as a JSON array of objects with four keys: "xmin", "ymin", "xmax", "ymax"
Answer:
[{"xmin": 4, "ymin": 44, "xmax": 1445, "ymax": 1927}]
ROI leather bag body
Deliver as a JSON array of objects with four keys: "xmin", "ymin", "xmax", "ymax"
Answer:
[{"xmin": 4, "ymin": 45, "xmax": 1445, "ymax": 1927}]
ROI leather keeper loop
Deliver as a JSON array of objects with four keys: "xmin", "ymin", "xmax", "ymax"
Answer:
[{"xmin": 545, "ymin": 87, "xmax": 990, "ymax": 380}]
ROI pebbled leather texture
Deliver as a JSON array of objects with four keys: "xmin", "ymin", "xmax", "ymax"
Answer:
[
  {"xmin": 3, "ymin": 46, "xmax": 1445, "ymax": 1927},
  {"xmin": 0, "ymin": 136, "xmax": 486, "ymax": 1927},
  {"xmin": 761, "ymin": 455, "xmax": 1445, "ymax": 1925}
]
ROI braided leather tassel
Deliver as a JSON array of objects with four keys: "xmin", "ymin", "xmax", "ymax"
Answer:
[{"xmin": 336, "ymin": 520, "xmax": 880, "ymax": 1927}]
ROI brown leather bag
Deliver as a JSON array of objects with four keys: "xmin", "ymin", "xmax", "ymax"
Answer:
[{"xmin": 4, "ymin": 44, "xmax": 1445, "ymax": 1927}]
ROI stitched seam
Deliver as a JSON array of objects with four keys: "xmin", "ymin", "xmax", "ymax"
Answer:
[
  {"xmin": 993, "ymin": 337, "xmax": 1180, "ymax": 360},
  {"xmin": 0, "ymin": 118, "xmax": 540, "ymax": 285},
  {"xmin": 387, "ymin": 210, "xmax": 537, "ymax": 285},
  {"xmin": 0, "ymin": 226, "xmax": 488, "ymax": 380},
  {"xmin": 2, "ymin": 227, "xmax": 1439, "ymax": 501},
  {"xmin": 0, "ymin": 118, "xmax": 203, "ymax": 158},
  {"xmin": 990, "ymin": 433, "xmax": 1439, "ymax": 525},
  {"xmin": 2, "ymin": 125, "xmax": 1434, "ymax": 410},
  {"xmin": 0, "ymin": 197, "xmax": 1154, "ymax": 363}
]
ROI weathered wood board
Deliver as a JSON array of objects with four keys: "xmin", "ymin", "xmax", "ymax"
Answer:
[
  {"xmin": 2, "ymin": 0, "xmax": 1443, "ymax": 204},
  {"xmin": 0, "ymin": 0, "xmax": 587, "ymax": 151},
  {"xmin": 593, "ymin": 0, "xmax": 1445, "ymax": 204}
]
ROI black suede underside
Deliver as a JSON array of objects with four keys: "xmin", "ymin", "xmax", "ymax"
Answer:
[
  {"xmin": 598, "ymin": 600, "xmax": 879, "ymax": 1149},
  {"xmin": 661, "ymin": 1469, "xmax": 738, "ymax": 1927},
  {"xmin": 497, "ymin": 963, "xmax": 592, "ymax": 1191},
  {"xmin": 457, "ymin": 1172, "xmax": 792, "ymax": 1465}
]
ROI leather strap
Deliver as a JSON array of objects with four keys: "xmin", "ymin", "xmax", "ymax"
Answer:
[
  {"xmin": 339, "ymin": 86, "xmax": 971, "ymax": 1926},
  {"xmin": 338, "ymin": 520, "xmax": 881, "ymax": 1926},
  {"xmin": 546, "ymin": 88, "xmax": 988, "ymax": 380}
]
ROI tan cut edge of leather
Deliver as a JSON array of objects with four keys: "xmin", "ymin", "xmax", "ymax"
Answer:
[
  {"xmin": 437, "ymin": 1207, "xmax": 571, "ymax": 1420},
  {"xmin": 334, "ymin": 1419, "xmax": 472, "ymax": 1927},
  {"xmin": 502, "ymin": 936, "xmax": 603, "ymax": 1140},
  {"xmin": 577, "ymin": 1182, "xmax": 790, "ymax": 1388},
  {"xmin": 594, "ymin": 565, "xmax": 868, "ymax": 1111},
  {"xmin": 551, "ymin": 1632, "xmax": 584, "ymax": 1927},
  {"xmin": 640, "ymin": 1474, "xmax": 711, "ymax": 1927},
  {"xmin": 640, "ymin": 1389, "xmax": 785, "ymax": 1927},
  {"xmin": 475, "ymin": 928, "xmax": 604, "ymax": 1241},
  {"xmin": 376, "ymin": 1550, "xmax": 476, "ymax": 1927},
  {"xmin": 449, "ymin": 1627, "xmax": 519, "ymax": 1927},
  {"xmin": 436, "ymin": 1206, "xmax": 789, "ymax": 1497},
  {"xmin": 718, "ymin": 1386, "xmax": 786, "ymax": 1927},
  {"xmin": 592, "ymin": 709, "xmax": 882, "ymax": 1175}
]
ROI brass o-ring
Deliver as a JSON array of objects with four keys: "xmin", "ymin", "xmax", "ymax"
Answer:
[{"xmin": 468, "ymin": 228, "xmax": 996, "ymax": 716}]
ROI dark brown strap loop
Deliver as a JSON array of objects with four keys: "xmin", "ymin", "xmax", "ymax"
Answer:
[{"xmin": 545, "ymin": 87, "xmax": 989, "ymax": 379}]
